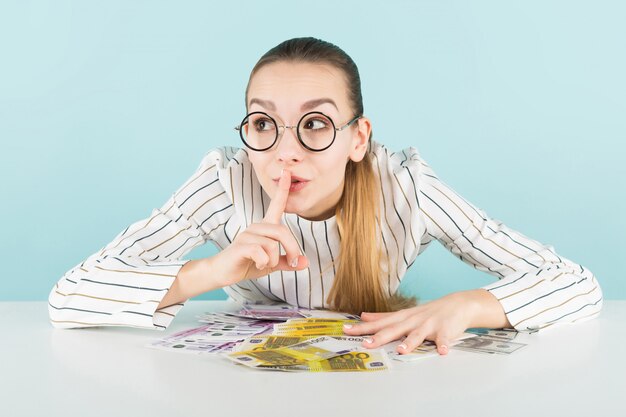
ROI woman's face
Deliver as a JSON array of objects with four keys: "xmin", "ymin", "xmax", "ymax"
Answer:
[{"xmin": 246, "ymin": 61, "xmax": 371, "ymax": 221}]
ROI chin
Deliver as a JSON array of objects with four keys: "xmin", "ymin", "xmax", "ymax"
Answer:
[
  {"xmin": 284, "ymin": 203, "xmax": 302, "ymax": 216},
  {"xmin": 285, "ymin": 202, "xmax": 313, "ymax": 218}
]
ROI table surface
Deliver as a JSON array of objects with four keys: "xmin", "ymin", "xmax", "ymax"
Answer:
[{"xmin": 1, "ymin": 300, "xmax": 624, "ymax": 417}]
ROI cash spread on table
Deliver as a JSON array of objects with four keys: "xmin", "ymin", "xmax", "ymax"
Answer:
[{"xmin": 145, "ymin": 302, "xmax": 529, "ymax": 372}]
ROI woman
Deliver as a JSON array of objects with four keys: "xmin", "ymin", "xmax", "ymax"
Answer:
[{"xmin": 48, "ymin": 37, "xmax": 603, "ymax": 356}]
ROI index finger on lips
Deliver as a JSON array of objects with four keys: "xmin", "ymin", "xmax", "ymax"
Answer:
[{"xmin": 263, "ymin": 168, "xmax": 290, "ymax": 225}]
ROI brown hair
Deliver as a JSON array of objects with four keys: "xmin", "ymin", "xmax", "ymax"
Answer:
[{"xmin": 245, "ymin": 37, "xmax": 417, "ymax": 315}]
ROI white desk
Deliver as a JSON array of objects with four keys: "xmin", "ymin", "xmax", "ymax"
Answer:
[{"xmin": 1, "ymin": 300, "xmax": 624, "ymax": 417}]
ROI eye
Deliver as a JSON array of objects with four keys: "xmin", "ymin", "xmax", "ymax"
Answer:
[
  {"xmin": 252, "ymin": 117, "xmax": 274, "ymax": 132},
  {"xmin": 303, "ymin": 117, "xmax": 329, "ymax": 130}
]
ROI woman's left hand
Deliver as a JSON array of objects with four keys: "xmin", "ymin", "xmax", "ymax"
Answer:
[{"xmin": 342, "ymin": 291, "xmax": 481, "ymax": 356}]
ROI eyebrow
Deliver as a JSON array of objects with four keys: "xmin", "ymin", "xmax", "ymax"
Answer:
[{"xmin": 248, "ymin": 98, "xmax": 339, "ymax": 112}]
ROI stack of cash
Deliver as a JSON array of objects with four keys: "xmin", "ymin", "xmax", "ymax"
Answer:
[
  {"xmin": 272, "ymin": 318, "xmax": 359, "ymax": 336},
  {"xmin": 225, "ymin": 303, "xmax": 304, "ymax": 321},
  {"xmin": 225, "ymin": 314, "xmax": 389, "ymax": 372},
  {"xmin": 146, "ymin": 311, "xmax": 277, "ymax": 354},
  {"xmin": 226, "ymin": 334, "xmax": 390, "ymax": 372}
]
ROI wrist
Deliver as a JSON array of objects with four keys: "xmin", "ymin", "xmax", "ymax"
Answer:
[
  {"xmin": 461, "ymin": 289, "xmax": 512, "ymax": 329},
  {"xmin": 178, "ymin": 257, "xmax": 221, "ymax": 299},
  {"xmin": 205, "ymin": 252, "xmax": 231, "ymax": 288}
]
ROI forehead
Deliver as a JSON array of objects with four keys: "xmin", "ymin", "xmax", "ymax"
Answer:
[{"xmin": 247, "ymin": 61, "xmax": 350, "ymax": 113}]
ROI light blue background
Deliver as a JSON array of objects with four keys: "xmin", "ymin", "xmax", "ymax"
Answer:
[{"xmin": 1, "ymin": 1, "xmax": 623, "ymax": 301}]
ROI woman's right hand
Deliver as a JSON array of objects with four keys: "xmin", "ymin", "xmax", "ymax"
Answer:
[{"xmin": 211, "ymin": 168, "xmax": 309, "ymax": 287}]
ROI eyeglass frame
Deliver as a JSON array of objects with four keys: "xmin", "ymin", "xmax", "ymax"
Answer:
[{"xmin": 233, "ymin": 110, "xmax": 362, "ymax": 152}]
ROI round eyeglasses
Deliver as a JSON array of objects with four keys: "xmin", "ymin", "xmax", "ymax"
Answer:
[{"xmin": 234, "ymin": 111, "xmax": 362, "ymax": 152}]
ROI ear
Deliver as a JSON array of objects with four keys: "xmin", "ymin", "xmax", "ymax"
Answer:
[{"xmin": 348, "ymin": 116, "xmax": 372, "ymax": 163}]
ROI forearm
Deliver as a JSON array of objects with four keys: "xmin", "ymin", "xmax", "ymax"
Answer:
[
  {"xmin": 460, "ymin": 289, "xmax": 513, "ymax": 329},
  {"xmin": 157, "ymin": 257, "xmax": 223, "ymax": 309}
]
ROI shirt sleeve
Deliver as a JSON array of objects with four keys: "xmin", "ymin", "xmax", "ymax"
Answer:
[
  {"xmin": 414, "ymin": 151, "xmax": 603, "ymax": 333},
  {"xmin": 48, "ymin": 148, "xmax": 234, "ymax": 331}
]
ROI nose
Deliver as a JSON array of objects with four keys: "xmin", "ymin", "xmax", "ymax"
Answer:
[{"xmin": 275, "ymin": 125, "xmax": 304, "ymax": 163}]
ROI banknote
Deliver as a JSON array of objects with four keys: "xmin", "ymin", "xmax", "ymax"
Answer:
[
  {"xmin": 451, "ymin": 335, "xmax": 527, "ymax": 355},
  {"xmin": 235, "ymin": 310, "xmax": 303, "ymax": 320},
  {"xmin": 272, "ymin": 328, "xmax": 349, "ymax": 337},
  {"xmin": 232, "ymin": 335, "xmax": 312, "ymax": 352},
  {"xmin": 258, "ymin": 349, "xmax": 391, "ymax": 372},
  {"xmin": 257, "ymin": 335, "xmax": 354, "ymax": 359},
  {"xmin": 225, "ymin": 336, "xmax": 356, "ymax": 368},
  {"xmin": 273, "ymin": 323, "xmax": 350, "ymax": 332},
  {"xmin": 328, "ymin": 335, "xmax": 367, "ymax": 346},
  {"xmin": 384, "ymin": 341, "xmax": 439, "ymax": 361},
  {"xmin": 148, "ymin": 338, "xmax": 241, "ymax": 355},
  {"xmin": 284, "ymin": 318, "xmax": 360, "ymax": 324},
  {"xmin": 297, "ymin": 309, "xmax": 361, "ymax": 320},
  {"xmin": 186, "ymin": 331, "xmax": 258, "ymax": 343},
  {"xmin": 272, "ymin": 319, "xmax": 359, "ymax": 336},
  {"xmin": 147, "ymin": 331, "xmax": 246, "ymax": 354},
  {"xmin": 199, "ymin": 323, "xmax": 276, "ymax": 334},
  {"xmin": 148, "ymin": 312, "xmax": 275, "ymax": 355},
  {"xmin": 196, "ymin": 312, "xmax": 278, "ymax": 329},
  {"xmin": 225, "ymin": 303, "xmax": 364, "ymax": 321},
  {"xmin": 234, "ymin": 302, "xmax": 303, "ymax": 320},
  {"xmin": 385, "ymin": 333, "xmax": 478, "ymax": 362},
  {"xmin": 466, "ymin": 327, "xmax": 519, "ymax": 340}
]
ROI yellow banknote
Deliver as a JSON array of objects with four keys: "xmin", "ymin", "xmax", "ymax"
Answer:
[
  {"xmin": 272, "ymin": 319, "xmax": 358, "ymax": 336},
  {"xmin": 283, "ymin": 318, "xmax": 360, "ymax": 325},
  {"xmin": 272, "ymin": 328, "xmax": 348, "ymax": 337},
  {"xmin": 225, "ymin": 336, "xmax": 352, "ymax": 368},
  {"xmin": 257, "ymin": 349, "xmax": 390, "ymax": 372},
  {"xmin": 234, "ymin": 335, "xmax": 312, "ymax": 352}
]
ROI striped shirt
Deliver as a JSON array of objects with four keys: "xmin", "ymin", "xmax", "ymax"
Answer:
[{"xmin": 48, "ymin": 140, "xmax": 603, "ymax": 332}]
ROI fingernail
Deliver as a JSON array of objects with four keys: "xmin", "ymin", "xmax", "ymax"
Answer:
[
  {"xmin": 343, "ymin": 324, "xmax": 353, "ymax": 329},
  {"xmin": 439, "ymin": 345, "xmax": 448, "ymax": 354},
  {"xmin": 398, "ymin": 343, "xmax": 408, "ymax": 350},
  {"xmin": 363, "ymin": 336, "xmax": 374, "ymax": 344},
  {"xmin": 290, "ymin": 257, "xmax": 298, "ymax": 268},
  {"xmin": 258, "ymin": 264, "xmax": 266, "ymax": 270}
]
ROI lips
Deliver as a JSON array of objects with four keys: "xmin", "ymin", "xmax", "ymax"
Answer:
[{"xmin": 272, "ymin": 175, "xmax": 309, "ymax": 183}]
